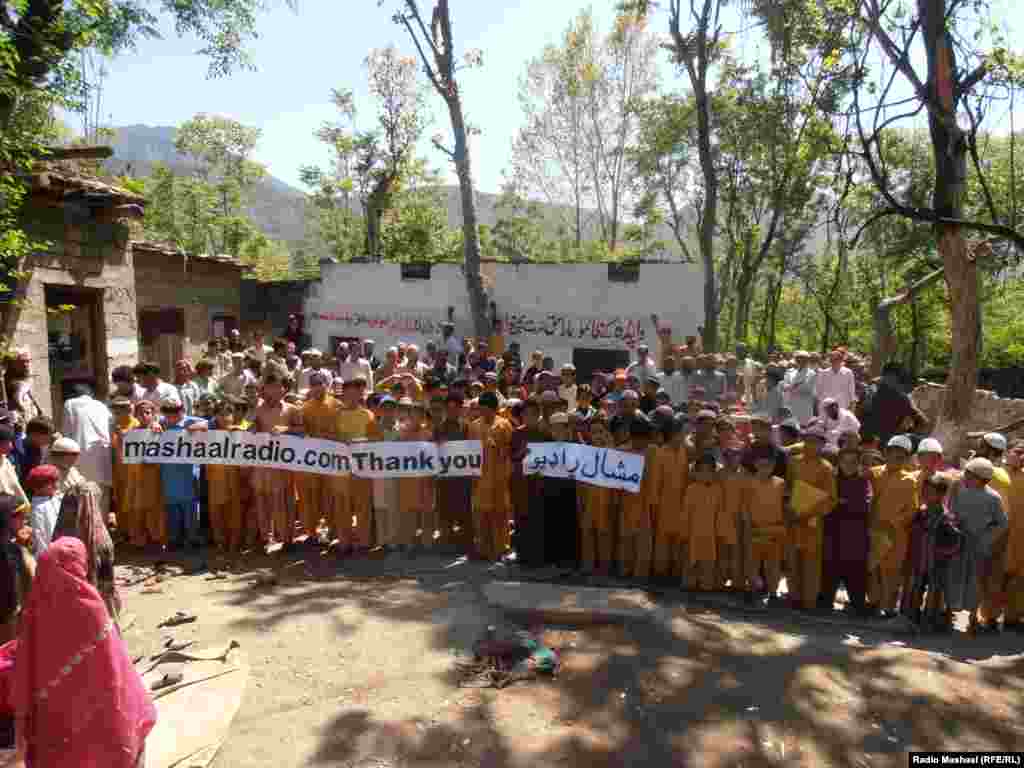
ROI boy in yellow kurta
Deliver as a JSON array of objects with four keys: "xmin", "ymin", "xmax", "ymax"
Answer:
[
  {"xmin": 300, "ymin": 372, "xmax": 342, "ymax": 540},
  {"xmin": 653, "ymin": 415, "xmax": 690, "ymax": 581},
  {"xmin": 474, "ymin": 391, "xmax": 514, "ymax": 561},
  {"xmin": 618, "ymin": 416, "xmax": 656, "ymax": 581},
  {"xmin": 336, "ymin": 378, "xmax": 378, "ymax": 553},
  {"xmin": 207, "ymin": 399, "xmax": 245, "ymax": 553},
  {"xmin": 579, "ymin": 414, "xmax": 615, "ymax": 574},
  {"xmin": 687, "ymin": 452, "xmax": 723, "ymax": 590},
  {"xmin": 1001, "ymin": 440, "xmax": 1024, "ymax": 628},
  {"xmin": 976, "ymin": 433, "xmax": 1011, "ymax": 626},
  {"xmin": 746, "ymin": 443, "xmax": 788, "ymax": 598},
  {"xmin": 868, "ymin": 436, "xmax": 919, "ymax": 615},
  {"xmin": 132, "ymin": 400, "xmax": 166, "ymax": 547},
  {"xmin": 787, "ymin": 425, "xmax": 837, "ymax": 610},
  {"xmin": 110, "ymin": 398, "xmax": 142, "ymax": 545},
  {"xmin": 718, "ymin": 447, "xmax": 746, "ymax": 589}
]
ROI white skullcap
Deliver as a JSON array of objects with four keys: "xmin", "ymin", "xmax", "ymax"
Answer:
[
  {"xmin": 917, "ymin": 437, "xmax": 943, "ymax": 455},
  {"xmin": 983, "ymin": 433, "xmax": 1008, "ymax": 452},
  {"xmin": 887, "ymin": 435, "xmax": 913, "ymax": 453}
]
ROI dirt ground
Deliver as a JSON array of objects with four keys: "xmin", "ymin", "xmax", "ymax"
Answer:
[{"xmin": 118, "ymin": 547, "xmax": 1024, "ymax": 768}]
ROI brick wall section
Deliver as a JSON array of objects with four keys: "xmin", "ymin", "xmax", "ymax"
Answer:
[
  {"xmin": 912, "ymin": 382, "xmax": 1024, "ymax": 434},
  {"xmin": 133, "ymin": 245, "xmax": 243, "ymax": 362},
  {"xmin": 7, "ymin": 205, "xmax": 138, "ymax": 419}
]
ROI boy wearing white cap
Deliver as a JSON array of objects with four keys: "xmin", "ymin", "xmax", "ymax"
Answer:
[
  {"xmin": 867, "ymin": 435, "xmax": 919, "ymax": 616},
  {"xmin": 950, "ymin": 457, "xmax": 1009, "ymax": 633}
]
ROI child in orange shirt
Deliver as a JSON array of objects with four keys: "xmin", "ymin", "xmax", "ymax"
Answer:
[
  {"xmin": 207, "ymin": 399, "xmax": 245, "ymax": 553},
  {"xmin": 654, "ymin": 415, "xmax": 690, "ymax": 582},
  {"xmin": 579, "ymin": 415, "xmax": 614, "ymax": 574},
  {"xmin": 687, "ymin": 452, "xmax": 723, "ymax": 591},
  {"xmin": 746, "ymin": 443, "xmax": 787, "ymax": 600},
  {"xmin": 718, "ymin": 446, "xmax": 746, "ymax": 589},
  {"xmin": 617, "ymin": 415, "xmax": 655, "ymax": 581}
]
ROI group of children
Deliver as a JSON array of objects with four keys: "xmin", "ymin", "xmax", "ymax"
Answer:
[{"xmin": 28, "ymin": 349, "xmax": 1013, "ymax": 635}]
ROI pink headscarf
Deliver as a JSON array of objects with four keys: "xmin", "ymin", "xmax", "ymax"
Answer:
[{"xmin": 12, "ymin": 538, "xmax": 155, "ymax": 768}]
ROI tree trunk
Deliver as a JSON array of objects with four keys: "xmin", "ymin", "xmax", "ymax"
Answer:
[
  {"xmin": 920, "ymin": 0, "xmax": 976, "ymax": 427},
  {"xmin": 733, "ymin": 271, "xmax": 753, "ymax": 344},
  {"xmin": 694, "ymin": 78, "xmax": 718, "ymax": 352},
  {"xmin": 447, "ymin": 95, "xmax": 490, "ymax": 340},
  {"xmin": 870, "ymin": 267, "xmax": 944, "ymax": 378}
]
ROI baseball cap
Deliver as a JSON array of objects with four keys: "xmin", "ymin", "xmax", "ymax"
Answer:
[
  {"xmin": 983, "ymin": 433, "xmax": 1008, "ymax": 452},
  {"xmin": 886, "ymin": 435, "xmax": 913, "ymax": 453},
  {"xmin": 964, "ymin": 457, "xmax": 995, "ymax": 481}
]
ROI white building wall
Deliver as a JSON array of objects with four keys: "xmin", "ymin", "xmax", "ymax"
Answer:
[{"xmin": 306, "ymin": 262, "xmax": 704, "ymax": 365}]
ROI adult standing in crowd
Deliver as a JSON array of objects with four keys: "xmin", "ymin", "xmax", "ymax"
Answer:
[
  {"xmin": 135, "ymin": 362, "xmax": 178, "ymax": 405},
  {"xmin": 816, "ymin": 348, "xmax": 857, "ymax": 411},
  {"xmin": 860, "ymin": 362, "xmax": 928, "ymax": 446},
  {"xmin": 62, "ymin": 383, "xmax": 112, "ymax": 514},
  {"xmin": 784, "ymin": 351, "xmax": 817, "ymax": 425},
  {"xmin": 5, "ymin": 348, "xmax": 41, "ymax": 420},
  {"xmin": 283, "ymin": 314, "xmax": 305, "ymax": 353}
]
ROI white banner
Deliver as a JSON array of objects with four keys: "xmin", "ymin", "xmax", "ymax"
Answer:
[
  {"xmin": 122, "ymin": 432, "xmax": 644, "ymax": 490},
  {"xmin": 523, "ymin": 443, "xmax": 644, "ymax": 494},
  {"xmin": 121, "ymin": 431, "xmax": 482, "ymax": 478}
]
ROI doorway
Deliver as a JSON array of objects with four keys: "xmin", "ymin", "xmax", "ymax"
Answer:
[
  {"xmin": 571, "ymin": 348, "xmax": 631, "ymax": 384},
  {"xmin": 139, "ymin": 308, "xmax": 186, "ymax": 379},
  {"xmin": 45, "ymin": 285, "xmax": 107, "ymax": 417}
]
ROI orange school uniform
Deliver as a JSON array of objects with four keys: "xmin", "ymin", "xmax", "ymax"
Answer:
[
  {"xmin": 869, "ymin": 465, "xmax": 919, "ymax": 612},
  {"xmin": 617, "ymin": 444, "xmax": 657, "ymax": 581},
  {"xmin": 337, "ymin": 406, "xmax": 378, "ymax": 548},
  {"xmin": 718, "ymin": 470, "xmax": 745, "ymax": 587},
  {"xmin": 474, "ymin": 416, "xmax": 514, "ymax": 560},
  {"xmin": 111, "ymin": 417, "xmax": 143, "ymax": 544},
  {"xmin": 747, "ymin": 475, "xmax": 787, "ymax": 594},
  {"xmin": 686, "ymin": 480, "xmax": 723, "ymax": 589},
  {"xmin": 207, "ymin": 439, "xmax": 244, "ymax": 552},
  {"xmin": 787, "ymin": 454, "xmax": 837, "ymax": 609},
  {"xmin": 579, "ymin": 483, "xmax": 614, "ymax": 573},
  {"xmin": 653, "ymin": 443, "xmax": 689, "ymax": 579}
]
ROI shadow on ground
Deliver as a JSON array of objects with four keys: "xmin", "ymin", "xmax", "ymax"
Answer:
[{"xmin": 118, "ymin": 546, "xmax": 1024, "ymax": 768}]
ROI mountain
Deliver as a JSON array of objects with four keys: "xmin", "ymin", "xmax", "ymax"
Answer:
[
  {"xmin": 104, "ymin": 124, "xmax": 308, "ymax": 245},
  {"xmin": 102, "ymin": 124, "xmax": 697, "ymax": 259}
]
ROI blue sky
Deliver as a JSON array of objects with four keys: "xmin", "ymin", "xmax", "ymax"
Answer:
[
  {"xmin": 93, "ymin": 0, "xmax": 646, "ymax": 193},
  {"xmin": 91, "ymin": 0, "xmax": 1022, "ymax": 195}
]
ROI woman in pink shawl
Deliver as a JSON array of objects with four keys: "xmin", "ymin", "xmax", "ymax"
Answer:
[{"xmin": 11, "ymin": 538, "xmax": 155, "ymax": 768}]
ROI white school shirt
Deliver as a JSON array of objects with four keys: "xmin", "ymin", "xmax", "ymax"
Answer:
[{"xmin": 30, "ymin": 495, "xmax": 62, "ymax": 553}]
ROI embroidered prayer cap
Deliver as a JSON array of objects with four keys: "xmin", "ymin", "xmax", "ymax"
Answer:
[
  {"xmin": 50, "ymin": 437, "xmax": 81, "ymax": 454},
  {"xmin": 983, "ymin": 432, "xmax": 1008, "ymax": 452},
  {"xmin": 917, "ymin": 437, "xmax": 943, "ymax": 455},
  {"xmin": 964, "ymin": 457, "xmax": 994, "ymax": 481},
  {"xmin": 886, "ymin": 435, "xmax": 913, "ymax": 454}
]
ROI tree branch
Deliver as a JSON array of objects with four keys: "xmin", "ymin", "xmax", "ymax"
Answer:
[
  {"xmin": 398, "ymin": 13, "xmax": 445, "ymax": 96},
  {"xmin": 956, "ymin": 61, "xmax": 990, "ymax": 102}
]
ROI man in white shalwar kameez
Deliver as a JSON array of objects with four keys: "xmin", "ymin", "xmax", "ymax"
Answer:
[{"xmin": 62, "ymin": 384, "xmax": 113, "ymax": 513}]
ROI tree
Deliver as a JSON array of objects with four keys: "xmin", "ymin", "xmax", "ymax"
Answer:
[
  {"xmin": 512, "ymin": 9, "xmax": 658, "ymax": 251},
  {"xmin": 631, "ymin": 0, "xmax": 725, "ymax": 351},
  {"xmin": 631, "ymin": 94, "xmax": 699, "ymax": 262},
  {"xmin": 510, "ymin": 9, "xmax": 596, "ymax": 246},
  {"xmin": 388, "ymin": 0, "xmax": 490, "ymax": 339},
  {"xmin": 848, "ymin": 0, "xmax": 1024, "ymax": 448},
  {"xmin": 301, "ymin": 47, "xmax": 429, "ymax": 261}
]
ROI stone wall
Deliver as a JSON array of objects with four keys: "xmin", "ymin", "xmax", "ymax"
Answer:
[
  {"xmin": 912, "ymin": 382, "xmax": 1024, "ymax": 435},
  {"xmin": 7, "ymin": 205, "xmax": 138, "ymax": 418},
  {"xmin": 133, "ymin": 246, "xmax": 243, "ymax": 363}
]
